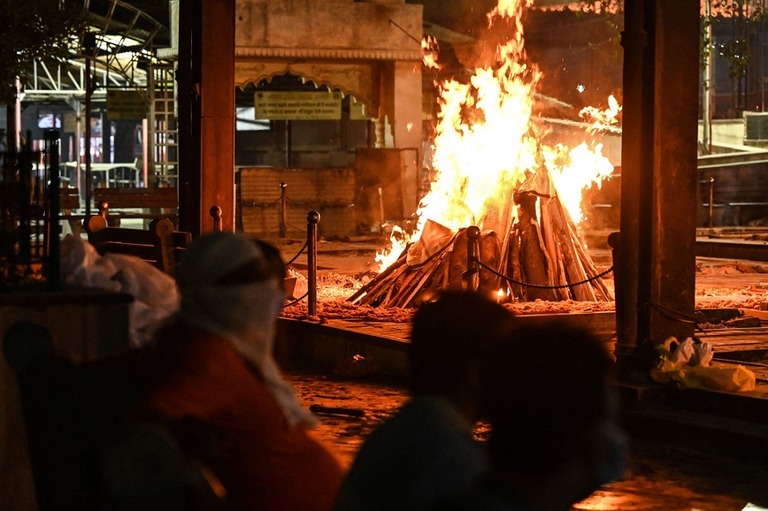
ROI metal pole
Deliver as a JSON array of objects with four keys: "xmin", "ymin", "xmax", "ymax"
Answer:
[
  {"xmin": 13, "ymin": 77, "xmax": 22, "ymax": 152},
  {"xmin": 279, "ymin": 182, "xmax": 287, "ymax": 238},
  {"xmin": 702, "ymin": 0, "xmax": 713, "ymax": 154},
  {"xmin": 210, "ymin": 205, "xmax": 222, "ymax": 232},
  {"xmin": 707, "ymin": 177, "xmax": 715, "ymax": 227},
  {"xmin": 46, "ymin": 130, "xmax": 61, "ymax": 289},
  {"xmin": 307, "ymin": 210, "xmax": 320, "ymax": 316},
  {"xmin": 85, "ymin": 56, "xmax": 93, "ymax": 217},
  {"xmin": 18, "ymin": 143, "xmax": 31, "ymax": 268},
  {"xmin": 285, "ymin": 120, "xmax": 292, "ymax": 168},
  {"xmin": 464, "ymin": 225, "xmax": 480, "ymax": 291}
]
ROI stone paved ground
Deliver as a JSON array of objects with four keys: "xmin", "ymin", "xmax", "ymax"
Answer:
[
  {"xmin": 285, "ymin": 367, "xmax": 768, "ymax": 511},
  {"xmin": 278, "ymin": 235, "xmax": 768, "ymax": 510}
]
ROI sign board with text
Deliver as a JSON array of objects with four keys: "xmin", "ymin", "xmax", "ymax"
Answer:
[
  {"xmin": 107, "ymin": 90, "xmax": 147, "ymax": 120},
  {"xmin": 255, "ymin": 91, "xmax": 342, "ymax": 120}
]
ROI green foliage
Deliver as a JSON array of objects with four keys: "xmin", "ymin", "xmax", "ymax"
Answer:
[
  {"xmin": 709, "ymin": 1, "xmax": 767, "ymax": 80},
  {"xmin": 0, "ymin": 0, "xmax": 88, "ymax": 104},
  {"xmin": 573, "ymin": 1, "xmax": 767, "ymax": 84}
]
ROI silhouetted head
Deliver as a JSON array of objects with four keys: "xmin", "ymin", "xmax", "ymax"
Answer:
[
  {"xmin": 409, "ymin": 290, "xmax": 513, "ymax": 398},
  {"xmin": 480, "ymin": 321, "xmax": 625, "ymax": 499}
]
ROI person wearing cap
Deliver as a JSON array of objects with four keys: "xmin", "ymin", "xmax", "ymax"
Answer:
[{"xmin": 133, "ymin": 232, "xmax": 344, "ymax": 511}]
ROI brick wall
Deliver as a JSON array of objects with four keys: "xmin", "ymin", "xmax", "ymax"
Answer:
[{"xmin": 239, "ymin": 167, "xmax": 357, "ymax": 237}]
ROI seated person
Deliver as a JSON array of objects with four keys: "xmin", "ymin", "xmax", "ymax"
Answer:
[
  {"xmin": 334, "ymin": 290, "xmax": 514, "ymax": 511},
  {"xmin": 438, "ymin": 321, "xmax": 627, "ymax": 511},
  {"xmin": 132, "ymin": 232, "xmax": 344, "ymax": 511}
]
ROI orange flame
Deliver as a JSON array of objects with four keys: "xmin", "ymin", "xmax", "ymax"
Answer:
[
  {"xmin": 579, "ymin": 95, "xmax": 622, "ymax": 134},
  {"xmin": 421, "ymin": 36, "xmax": 440, "ymax": 70},
  {"xmin": 375, "ymin": 0, "xmax": 617, "ymax": 272}
]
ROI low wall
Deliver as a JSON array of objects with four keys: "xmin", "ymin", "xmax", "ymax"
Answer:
[{"xmin": 238, "ymin": 167, "xmax": 358, "ymax": 237}]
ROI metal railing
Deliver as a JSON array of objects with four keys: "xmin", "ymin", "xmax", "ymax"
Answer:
[{"xmin": 1, "ymin": 130, "xmax": 63, "ymax": 290}]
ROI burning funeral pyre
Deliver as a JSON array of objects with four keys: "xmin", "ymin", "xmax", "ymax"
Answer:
[{"xmin": 349, "ymin": 0, "xmax": 618, "ymax": 309}]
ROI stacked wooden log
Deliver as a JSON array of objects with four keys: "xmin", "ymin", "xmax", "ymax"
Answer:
[
  {"xmin": 505, "ymin": 167, "xmax": 612, "ymax": 302},
  {"xmin": 348, "ymin": 167, "xmax": 612, "ymax": 308}
]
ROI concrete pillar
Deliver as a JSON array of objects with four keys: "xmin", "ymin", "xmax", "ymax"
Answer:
[
  {"xmin": 615, "ymin": 0, "xmax": 699, "ymax": 379},
  {"xmin": 178, "ymin": 0, "xmax": 235, "ymax": 235},
  {"xmin": 391, "ymin": 60, "xmax": 422, "ymax": 218}
]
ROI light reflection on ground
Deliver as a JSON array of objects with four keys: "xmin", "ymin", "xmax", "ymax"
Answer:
[{"xmin": 286, "ymin": 369, "xmax": 768, "ymax": 511}]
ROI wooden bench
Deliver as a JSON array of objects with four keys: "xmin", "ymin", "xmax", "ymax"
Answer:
[
  {"xmin": 84, "ymin": 215, "xmax": 191, "ymax": 276},
  {"xmin": 93, "ymin": 187, "xmax": 178, "ymax": 226},
  {"xmin": 58, "ymin": 187, "xmax": 80, "ymax": 211}
]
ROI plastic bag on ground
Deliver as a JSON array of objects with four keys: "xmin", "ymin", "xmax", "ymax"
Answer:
[
  {"xmin": 60, "ymin": 235, "xmax": 180, "ymax": 347},
  {"xmin": 650, "ymin": 335, "xmax": 756, "ymax": 392}
]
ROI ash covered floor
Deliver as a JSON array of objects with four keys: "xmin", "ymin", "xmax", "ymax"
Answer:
[
  {"xmin": 284, "ymin": 367, "xmax": 768, "ymax": 511},
  {"xmin": 275, "ymin": 232, "xmax": 768, "ymax": 510}
]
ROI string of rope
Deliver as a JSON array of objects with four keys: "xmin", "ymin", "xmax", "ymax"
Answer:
[
  {"xmin": 243, "ymin": 197, "xmax": 280, "ymax": 209},
  {"xmin": 477, "ymin": 259, "xmax": 614, "ymax": 290},
  {"xmin": 647, "ymin": 301, "xmax": 698, "ymax": 326},
  {"xmin": 284, "ymin": 241, "xmax": 308, "ymax": 266},
  {"xmin": 283, "ymin": 291, "xmax": 309, "ymax": 308}
]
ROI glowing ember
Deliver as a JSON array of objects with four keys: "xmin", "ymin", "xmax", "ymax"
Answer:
[
  {"xmin": 375, "ymin": 0, "xmax": 618, "ymax": 273},
  {"xmin": 579, "ymin": 95, "xmax": 622, "ymax": 134}
]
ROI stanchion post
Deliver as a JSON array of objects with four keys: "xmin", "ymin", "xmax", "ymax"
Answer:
[
  {"xmin": 307, "ymin": 210, "xmax": 320, "ymax": 316},
  {"xmin": 464, "ymin": 225, "xmax": 480, "ymax": 291},
  {"xmin": 707, "ymin": 176, "xmax": 715, "ymax": 228},
  {"xmin": 210, "ymin": 205, "xmax": 223, "ymax": 232},
  {"xmin": 279, "ymin": 182, "xmax": 288, "ymax": 238}
]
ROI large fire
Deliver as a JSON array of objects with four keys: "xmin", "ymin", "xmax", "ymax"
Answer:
[{"xmin": 376, "ymin": 0, "xmax": 618, "ymax": 272}]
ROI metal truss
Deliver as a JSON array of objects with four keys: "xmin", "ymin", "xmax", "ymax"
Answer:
[{"xmin": 22, "ymin": 0, "xmax": 172, "ymax": 102}]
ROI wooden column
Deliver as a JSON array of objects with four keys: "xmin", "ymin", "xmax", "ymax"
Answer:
[
  {"xmin": 649, "ymin": 0, "xmax": 700, "ymax": 342},
  {"xmin": 615, "ymin": 0, "xmax": 651, "ymax": 365},
  {"xmin": 178, "ymin": 0, "xmax": 235, "ymax": 235},
  {"xmin": 616, "ymin": 0, "xmax": 699, "ymax": 378}
]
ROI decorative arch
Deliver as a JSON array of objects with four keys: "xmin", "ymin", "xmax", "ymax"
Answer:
[{"xmin": 235, "ymin": 60, "xmax": 380, "ymax": 117}]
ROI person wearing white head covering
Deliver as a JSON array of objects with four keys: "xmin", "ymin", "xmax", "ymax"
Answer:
[
  {"xmin": 175, "ymin": 232, "xmax": 315, "ymax": 428},
  {"xmin": 136, "ymin": 232, "xmax": 344, "ymax": 511}
]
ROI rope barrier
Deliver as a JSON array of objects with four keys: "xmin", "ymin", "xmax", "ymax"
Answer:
[
  {"xmin": 241, "ymin": 198, "xmax": 280, "ymax": 209},
  {"xmin": 648, "ymin": 301, "xmax": 699, "ymax": 326},
  {"xmin": 477, "ymin": 259, "xmax": 614, "ymax": 290},
  {"xmin": 285, "ymin": 241, "xmax": 308, "ymax": 266},
  {"xmin": 284, "ymin": 291, "xmax": 309, "ymax": 308}
]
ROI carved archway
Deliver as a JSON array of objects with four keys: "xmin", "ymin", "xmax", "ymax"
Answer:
[{"xmin": 235, "ymin": 60, "xmax": 381, "ymax": 117}]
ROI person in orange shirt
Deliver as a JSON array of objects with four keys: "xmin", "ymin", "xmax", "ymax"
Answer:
[{"xmin": 134, "ymin": 232, "xmax": 344, "ymax": 511}]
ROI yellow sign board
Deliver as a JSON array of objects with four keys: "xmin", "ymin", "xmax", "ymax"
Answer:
[
  {"xmin": 63, "ymin": 112, "xmax": 77, "ymax": 133},
  {"xmin": 255, "ymin": 91, "xmax": 342, "ymax": 120},
  {"xmin": 107, "ymin": 90, "xmax": 147, "ymax": 120}
]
